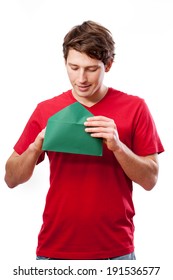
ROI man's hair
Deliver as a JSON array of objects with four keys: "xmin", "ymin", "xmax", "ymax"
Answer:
[{"xmin": 63, "ymin": 20, "xmax": 115, "ymax": 65}]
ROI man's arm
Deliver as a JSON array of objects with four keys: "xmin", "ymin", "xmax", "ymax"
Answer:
[
  {"xmin": 84, "ymin": 116, "xmax": 159, "ymax": 191},
  {"xmin": 4, "ymin": 129, "xmax": 45, "ymax": 188},
  {"xmin": 112, "ymin": 144, "xmax": 158, "ymax": 191}
]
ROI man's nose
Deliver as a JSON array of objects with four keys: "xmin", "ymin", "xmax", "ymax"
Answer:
[{"xmin": 78, "ymin": 69, "xmax": 87, "ymax": 83}]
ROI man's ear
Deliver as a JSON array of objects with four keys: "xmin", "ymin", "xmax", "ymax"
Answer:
[{"xmin": 105, "ymin": 59, "xmax": 113, "ymax": 72}]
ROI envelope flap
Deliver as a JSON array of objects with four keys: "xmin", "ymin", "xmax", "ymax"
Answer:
[{"xmin": 48, "ymin": 102, "xmax": 93, "ymax": 124}]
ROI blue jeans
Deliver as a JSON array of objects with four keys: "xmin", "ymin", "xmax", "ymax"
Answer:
[{"xmin": 36, "ymin": 252, "xmax": 136, "ymax": 260}]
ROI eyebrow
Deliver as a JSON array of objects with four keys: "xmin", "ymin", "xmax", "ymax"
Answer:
[{"xmin": 68, "ymin": 63, "xmax": 100, "ymax": 69}]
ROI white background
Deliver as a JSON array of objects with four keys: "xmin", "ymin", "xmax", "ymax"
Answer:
[{"xmin": 0, "ymin": 0, "xmax": 172, "ymax": 278}]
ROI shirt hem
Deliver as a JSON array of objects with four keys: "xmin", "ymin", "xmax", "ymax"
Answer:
[{"xmin": 36, "ymin": 246, "xmax": 134, "ymax": 260}]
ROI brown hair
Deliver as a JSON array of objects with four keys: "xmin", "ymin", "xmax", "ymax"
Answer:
[{"xmin": 63, "ymin": 20, "xmax": 115, "ymax": 65}]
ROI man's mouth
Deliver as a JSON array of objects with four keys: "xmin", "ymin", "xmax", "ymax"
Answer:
[{"xmin": 77, "ymin": 85, "xmax": 90, "ymax": 92}]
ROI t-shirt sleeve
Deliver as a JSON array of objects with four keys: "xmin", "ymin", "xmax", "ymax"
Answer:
[
  {"xmin": 132, "ymin": 99, "xmax": 164, "ymax": 156},
  {"xmin": 14, "ymin": 105, "xmax": 45, "ymax": 164}
]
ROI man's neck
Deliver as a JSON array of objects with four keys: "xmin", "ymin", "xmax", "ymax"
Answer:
[{"xmin": 72, "ymin": 86, "xmax": 108, "ymax": 107}]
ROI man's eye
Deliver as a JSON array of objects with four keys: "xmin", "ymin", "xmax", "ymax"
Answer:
[
  {"xmin": 88, "ymin": 68, "xmax": 98, "ymax": 72},
  {"xmin": 71, "ymin": 67, "xmax": 78, "ymax": 71}
]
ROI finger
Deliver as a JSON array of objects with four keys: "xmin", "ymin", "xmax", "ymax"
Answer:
[
  {"xmin": 40, "ymin": 127, "xmax": 46, "ymax": 136},
  {"xmin": 84, "ymin": 120, "xmax": 115, "ymax": 128},
  {"xmin": 86, "ymin": 116, "xmax": 111, "ymax": 122},
  {"xmin": 85, "ymin": 127, "xmax": 114, "ymax": 133},
  {"xmin": 89, "ymin": 132, "xmax": 115, "ymax": 139}
]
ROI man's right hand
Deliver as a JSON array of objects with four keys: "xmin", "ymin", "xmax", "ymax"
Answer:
[{"xmin": 29, "ymin": 128, "xmax": 46, "ymax": 153}]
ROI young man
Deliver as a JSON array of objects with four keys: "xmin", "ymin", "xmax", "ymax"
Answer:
[{"xmin": 4, "ymin": 20, "xmax": 164, "ymax": 260}]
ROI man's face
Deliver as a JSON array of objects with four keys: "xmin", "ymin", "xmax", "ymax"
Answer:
[{"xmin": 65, "ymin": 49, "xmax": 108, "ymax": 101}]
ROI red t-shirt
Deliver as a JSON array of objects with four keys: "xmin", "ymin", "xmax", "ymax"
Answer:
[{"xmin": 14, "ymin": 88, "xmax": 164, "ymax": 259}]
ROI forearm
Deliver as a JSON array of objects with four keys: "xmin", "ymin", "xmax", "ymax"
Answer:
[
  {"xmin": 113, "ymin": 142, "xmax": 159, "ymax": 191},
  {"xmin": 4, "ymin": 143, "xmax": 43, "ymax": 188}
]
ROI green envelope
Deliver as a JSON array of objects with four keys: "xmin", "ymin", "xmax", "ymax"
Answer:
[{"xmin": 42, "ymin": 102, "xmax": 103, "ymax": 156}]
